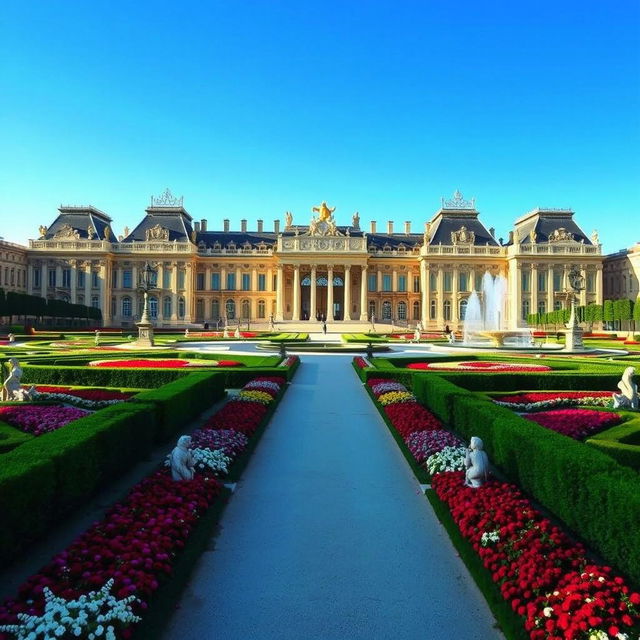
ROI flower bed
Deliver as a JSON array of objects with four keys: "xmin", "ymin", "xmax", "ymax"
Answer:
[
  {"xmin": 493, "ymin": 391, "xmax": 612, "ymax": 412},
  {"xmin": 406, "ymin": 361, "xmax": 552, "ymax": 372},
  {"xmin": 0, "ymin": 405, "xmax": 89, "ymax": 436},
  {"xmin": 89, "ymin": 359, "xmax": 208, "ymax": 368},
  {"xmin": 432, "ymin": 471, "xmax": 640, "ymax": 640},
  {"xmin": 33, "ymin": 386, "xmax": 135, "ymax": 409},
  {"xmin": 523, "ymin": 408, "xmax": 622, "ymax": 440},
  {"xmin": 353, "ymin": 356, "xmax": 370, "ymax": 369},
  {"xmin": 406, "ymin": 430, "xmax": 463, "ymax": 464}
]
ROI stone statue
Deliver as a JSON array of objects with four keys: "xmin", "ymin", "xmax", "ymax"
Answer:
[
  {"xmin": 464, "ymin": 436, "xmax": 490, "ymax": 488},
  {"xmin": 104, "ymin": 227, "xmax": 111, "ymax": 241},
  {"xmin": 612, "ymin": 366, "xmax": 639, "ymax": 410},
  {"xmin": 167, "ymin": 435, "xmax": 195, "ymax": 481},
  {"xmin": 529, "ymin": 230, "xmax": 537, "ymax": 243},
  {"xmin": 223, "ymin": 327, "xmax": 229, "ymax": 338},
  {"xmin": 312, "ymin": 201, "xmax": 335, "ymax": 222},
  {"xmin": 124, "ymin": 226, "xmax": 130, "ymax": 237},
  {"xmin": 423, "ymin": 222, "xmax": 431, "ymax": 245},
  {"xmin": 94, "ymin": 330, "xmax": 100, "ymax": 346},
  {"xmin": 352, "ymin": 211, "xmax": 360, "ymax": 228},
  {"xmin": 8, "ymin": 333, "xmax": 15, "ymax": 343},
  {"xmin": 234, "ymin": 327, "xmax": 241, "ymax": 338},
  {"xmin": 190, "ymin": 229, "xmax": 197, "ymax": 243},
  {"xmin": 38, "ymin": 225, "xmax": 48, "ymax": 239},
  {"xmin": 184, "ymin": 328, "xmax": 190, "ymax": 337},
  {"xmin": 2, "ymin": 358, "xmax": 35, "ymax": 402},
  {"xmin": 413, "ymin": 327, "xmax": 421, "ymax": 342},
  {"xmin": 308, "ymin": 218, "xmax": 319, "ymax": 235},
  {"xmin": 87, "ymin": 226, "xmax": 95, "ymax": 240},
  {"xmin": 285, "ymin": 211, "xmax": 293, "ymax": 228},
  {"xmin": 451, "ymin": 225, "xmax": 475, "ymax": 245},
  {"xmin": 591, "ymin": 229, "xmax": 599, "ymax": 245}
]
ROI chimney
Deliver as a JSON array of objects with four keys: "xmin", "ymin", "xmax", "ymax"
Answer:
[
  {"xmin": 489, "ymin": 227, "xmax": 495, "ymax": 238},
  {"xmin": 223, "ymin": 219, "xmax": 230, "ymax": 233},
  {"xmin": 274, "ymin": 219, "xmax": 280, "ymax": 234},
  {"xmin": 387, "ymin": 220, "xmax": 394, "ymax": 235},
  {"xmin": 194, "ymin": 221, "xmax": 200, "ymax": 232},
  {"xmin": 241, "ymin": 219, "xmax": 247, "ymax": 233},
  {"xmin": 404, "ymin": 221, "xmax": 411, "ymax": 234},
  {"xmin": 201, "ymin": 219, "xmax": 207, "ymax": 232},
  {"xmin": 257, "ymin": 219, "xmax": 264, "ymax": 233},
  {"xmin": 370, "ymin": 221, "xmax": 377, "ymax": 233}
]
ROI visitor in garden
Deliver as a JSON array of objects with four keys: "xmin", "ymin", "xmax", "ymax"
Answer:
[{"xmin": 322, "ymin": 320, "xmax": 327, "ymax": 334}]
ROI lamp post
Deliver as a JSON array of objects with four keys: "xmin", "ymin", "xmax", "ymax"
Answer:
[{"xmin": 136, "ymin": 262, "xmax": 157, "ymax": 347}]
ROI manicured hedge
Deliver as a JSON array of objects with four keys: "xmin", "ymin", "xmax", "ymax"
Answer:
[
  {"xmin": 412, "ymin": 372, "xmax": 640, "ymax": 586},
  {"xmin": 0, "ymin": 420, "xmax": 33, "ymax": 453}
]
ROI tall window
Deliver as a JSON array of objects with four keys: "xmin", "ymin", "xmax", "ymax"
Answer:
[
  {"xmin": 122, "ymin": 297, "xmax": 132, "ymax": 317},
  {"xmin": 521, "ymin": 270, "xmax": 530, "ymax": 292},
  {"xmin": 149, "ymin": 296, "xmax": 158, "ymax": 318},
  {"xmin": 178, "ymin": 297, "xmax": 185, "ymax": 318},
  {"xmin": 537, "ymin": 271, "xmax": 547, "ymax": 292},
  {"xmin": 368, "ymin": 300, "xmax": 376, "ymax": 318},
  {"xmin": 443, "ymin": 300, "xmax": 451, "ymax": 321},
  {"xmin": 429, "ymin": 272, "xmax": 437, "ymax": 290},
  {"xmin": 412, "ymin": 300, "xmax": 420, "ymax": 320},
  {"xmin": 196, "ymin": 273, "xmax": 205, "ymax": 290},
  {"xmin": 459, "ymin": 298, "xmax": 468, "ymax": 320},
  {"xmin": 178, "ymin": 270, "xmax": 185, "ymax": 290},
  {"xmin": 211, "ymin": 272, "xmax": 220, "ymax": 290},
  {"xmin": 382, "ymin": 300, "xmax": 392, "ymax": 319},
  {"xmin": 227, "ymin": 273, "xmax": 236, "ymax": 290},
  {"xmin": 123, "ymin": 270, "xmax": 132, "ymax": 288},
  {"xmin": 413, "ymin": 276, "xmax": 420, "ymax": 293},
  {"xmin": 34, "ymin": 270, "xmax": 40, "ymax": 288},
  {"xmin": 111, "ymin": 297, "xmax": 116, "ymax": 317},
  {"xmin": 586, "ymin": 272, "xmax": 596, "ymax": 293},
  {"xmin": 474, "ymin": 274, "xmax": 483, "ymax": 291},
  {"xmin": 163, "ymin": 296, "xmax": 172, "ymax": 318},
  {"xmin": 225, "ymin": 299, "xmax": 236, "ymax": 320},
  {"xmin": 241, "ymin": 299, "xmax": 250, "ymax": 318},
  {"xmin": 211, "ymin": 299, "xmax": 220, "ymax": 319},
  {"xmin": 163, "ymin": 269, "xmax": 171, "ymax": 289},
  {"xmin": 257, "ymin": 299, "xmax": 266, "ymax": 318},
  {"xmin": 92, "ymin": 271, "xmax": 99, "ymax": 288},
  {"xmin": 382, "ymin": 274, "xmax": 392, "ymax": 292},
  {"xmin": 242, "ymin": 273, "xmax": 251, "ymax": 291},
  {"xmin": 48, "ymin": 269, "xmax": 56, "ymax": 287},
  {"xmin": 459, "ymin": 272, "xmax": 468, "ymax": 292},
  {"xmin": 397, "ymin": 301, "xmax": 407, "ymax": 320},
  {"xmin": 62, "ymin": 269, "xmax": 71, "ymax": 288},
  {"xmin": 91, "ymin": 295, "xmax": 99, "ymax": 308},
  {"xmin": 522, "ymin": 299, "xmax": 530, "ymax": 320},
  {"xmin": 78, "ymin": 271, "xmax": 85, "ymax": 288},
  {"xmin": 368, "ymin": 274, "xmax": 377, "ymax": 292},
  {"xmin": 398, "ymin": 275, "xmax": 407, "ymax": 292},
  {"xmin": 443, "ymin": 272, "xmax": 452, "ymax": 292},
  {"xmin": 553, "ymin": 270, "xmax": 562, "ymax": 292},
  {"xmin": 258, "ymin": 274, "xmax": 266, "ymax": 291},
  {"xmin": 537, "ymin": 300, "xmax": 546, "ymax": 315},
  {"xmin": 430, "ymin": 299, "xmax": 437, "ymax": 320},
  {"xmin": 112, "ymin": 270, "xmax": 118, "ymax": 288},
  {"xmin": 554, "ymin": 300, "xmax": 562, "ymax": 311}
]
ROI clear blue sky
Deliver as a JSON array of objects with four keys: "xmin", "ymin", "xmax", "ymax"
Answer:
[{"xmin": 1, "ymin": 0, "xmax": 639, "ymax": 253}]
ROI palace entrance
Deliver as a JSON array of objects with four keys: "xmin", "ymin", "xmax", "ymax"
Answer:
[{"xmin": 301, "ymin": 273, "xmax": 344, "ymax": 320}]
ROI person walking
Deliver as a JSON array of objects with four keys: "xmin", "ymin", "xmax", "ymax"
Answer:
[{"xmin": 322, "ymin": 319, "xmax": 327, "ymax": 335}]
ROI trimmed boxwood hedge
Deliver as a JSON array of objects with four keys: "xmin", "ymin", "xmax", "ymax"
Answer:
[
  {"xmin": 413, "ymin": 372, "xmax": 640, "ymax": 587},
  {"xmin": 0, "ymin": 420, "xmax": 33, "ymax": 453}
]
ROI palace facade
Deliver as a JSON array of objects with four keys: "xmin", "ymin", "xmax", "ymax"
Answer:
[{"xmin": 24, "ymin": 190, "xmax": 604, "ymax": 330}]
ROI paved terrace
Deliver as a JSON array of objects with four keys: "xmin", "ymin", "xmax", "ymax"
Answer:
[{"xmin": 163, "ymin": 340, "xmax": 502, "ymax": 639}]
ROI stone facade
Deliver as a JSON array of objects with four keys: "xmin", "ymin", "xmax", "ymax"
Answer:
[
  {"xmin": 19, "ymin": 191, "xmax": 605, "ymax": 330},
  {"xmin": 0, "ymin": 239, "xmax": 29, "ymax": 294},
  {"xmin": 603, "ymin": 242, "xmax": 640, "ymax": 302}
]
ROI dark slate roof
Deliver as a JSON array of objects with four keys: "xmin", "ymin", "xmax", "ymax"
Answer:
[
  {"xmin": 196, "ymin": 231, "xmax": 278, "ymax": 248},
  {"xmin": 123, "ymin": 207, "xmax": 194, "ymax": 243},
  {"xmin": 511, "ymin": 209, "xmax": 592, "ymax": 245},
  {"xmin": 44, "ymin": 206, "xmax": 114, "ymax": 240},
  {"xmin": 428, "ymin": 212, "xmax": 499, "ymax": 246},
  {"xmin": 367, "ymin": 233, "xmax": 423, "ymax": 250}
]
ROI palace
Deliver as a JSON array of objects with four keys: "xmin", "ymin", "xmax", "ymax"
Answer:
[{"xmin": 16, "ymin": 189, "xmax": 606, "ymax": 330}]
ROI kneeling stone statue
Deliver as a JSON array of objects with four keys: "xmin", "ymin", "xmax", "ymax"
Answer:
[
  {"xmin": 612, "ymin": 366, "xmax": 639, "ymax": 410},
  {"xmin": 167, "ymin": 435, "xmax": 196, "ymax": 481},
  {"xmin": 464, "ymin": 436, "xmax": 490, "ymax": 488}
]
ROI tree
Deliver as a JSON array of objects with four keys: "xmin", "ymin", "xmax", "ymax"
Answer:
[
  {"xmin": 603, "ymin": 299, "xmax": 615, "ymax": 330},
  {"xmin": 614, "ymin": 298, "xmax": 633, "ymax": 334}
]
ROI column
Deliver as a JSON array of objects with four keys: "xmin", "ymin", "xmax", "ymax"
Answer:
[
  {"xmin": 100, "ymin": 263, "xmax": 110, "ymax": 326},
  {"xmin": 327, "ymin": 265, "xmax": 334, "ymax": 320},
  {"xmin": 156, "ymin": 263, "xmax": 164, "ymax": 323},
  {"xmin": 84, "ymin": 262, "xmax": 91, "ymax": 305},
  {"xmin": 117, "ymin": 266, "xmax": 123, "ymax": 292},
  {"xmin": 56, "ymin": 264, "xmax": 63, "ymax": 290},
  {"xmin": 420, "ymin": 260, "xmax": 428, "ymax": 328},
  {"xmin": 132, "ymin": 263, "xmax": 138, "ymax": 291},
  {"xmin": 359, "ymin": 265, "xmax": 368, "ymax": 321},
  {"xmin": 41, "ymin": 262, "xmax": 47, "ymax": 298},
  {"xmin": 579, "ymin": 265, "xmax": 587, "ymax": 307},
  {"xmin": 596, "ymin": 266, "xmax": 603, "ymax": 307},
  {"xmin": 344, "ymin": 265, "xmax": 351, "ymax": 321},
  {"xmin": 531, "ymin": 265, "xmax": 539, "ymax": 319},
  {"xmin": 310, "ymin": 265, "xmax": 317, "ymax": 320},
  {"xmin": 547, "ymin": 265, "xmax": 554, "ymax": 314},
  {"xmin": 452, "ymin": 266, "xmax": 459, "ymax": 325},
  {"xmin": 293, "ymin": 265, "xmax": 301, "ymax": 321},
  {"xmin": 205, "ymin": 266, "xmax": 211, "ymax": 291},
  {"xmin": 171, "ymin": 262, "xmax": 178, "ymax": 322},
  {"xmin": 513, "ymin": 264, "xmax": 523, "ymax": 328},
  {"xmin": 392, "ymin": 268, "xmax": 398, "ymax": 292},
  {"xmin": 185, "ymin": 264, "xmax": 193, "ymax": 322},
  {"xmin": 275, "ymin": 264, "xmax": 284, "ymax": 321},
  {"xmin": 70, "ymin": 261, "xmax": 77, "ymax": 303},
  {"xmin": 437, "ymin": 267, "xmax": 444, "ymax": 327}
]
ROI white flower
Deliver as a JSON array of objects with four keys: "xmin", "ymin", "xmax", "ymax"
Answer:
[{"xmin": 542, "ymin": 607, "xmax": 553, "ymax": 617}]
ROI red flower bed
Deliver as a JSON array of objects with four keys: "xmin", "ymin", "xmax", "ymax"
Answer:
[
  {"xmin": 406, "ymin": 361, "xmax": 551, "ymax": 372},
  {"xmin": 353, "ymin": 356, "xmax": 370, "ymax": 369},
  {"xmin": 35, "ymin": 386, "xmax": 134, "ymax": 401},
  {"xmin": 202, "ymin": 399, "xmax": 267, "ymax": 436},
  {"xmin": 0, "ymin": 471, "xmax": 222, "ymax": 636},
  {"xmin": 216, "ymin": 360, "xmax": 245, "ymax": 367},
  {"xmin": 523, "ymin": 408, "xmax": 622, "ymax": 440},
  {"xmin": 495, "ymin": 392, "xmax": 612, "ymax": 404},
  {"xmin": 90, "ymin": 359, "xmax": 195, "ymax": 368},
  {"xmin": 432, "ymin": 471, "xmax": 640, "ymax": 639},
  {"xmin": 384, "ymin": 403, "xmax": 443, "ymax": 439}
]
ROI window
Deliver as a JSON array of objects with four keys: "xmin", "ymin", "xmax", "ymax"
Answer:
[
  {"xmin": 586, "ymin": 272, "xmax": 595, "ymax": 293},
  {"xmin": 382, "ymin": 274, "xmax": 392, "ymax": 292},
  {"xmin": 225, "ymin": 299, "xmax": 236, "ymax": 320},
  {"xmin": 413, "ymin": 276, "xmax": 420, "ymax": 293},
  {"xmin": 459, "ymin": 298, "xmax": 468, "ymax": 320},
  {"xmin": 553, "ymin": 270, "xmax": 562, "ymax": 292},
  {"xmin": 538, "ymin": 300, "xmax": 546, "ymax": 315},
  {"xmin": 91, "ymin": 295, "xmax": 99, "ymax": 308},
  {"xmin": 78, "ymin": 271, "xmax": 85, "ymax": 288},
  {"xmin": 554, "ymin": 300, "xmax": 562, "ymax": 311},
  {"xmin": 242, "ymin": 273, "xmax": 251, "ymax": 291},
  {"xmin": 429, "ymin": 272, "xmax": 437, "ymax": 290},
  {"xmin": 412, "ymin": 300, "xmax": 420, "ymax": 320},
  {"xmin": 122, "ymin": 297, "xmax": 132, "ymax": 317},
  {"xmin": 537, "ymin": 271, "xmax": 547, "ymax": 292},
  {"xmin": 397, "ymin": 275, "xmax": 407, "ymax": 292},
  {"xmin": 49, "ymin": 269, "xmax": 56, "ymax": 287},
  {"xmin": 211, "ymin": 299, "xmax": 220, "ymax": 319},
  {"xmin": 111, "ymin": 297, "xmax": 116, "ymax": 317},
  {"xmin": 521, "ymin": 270, "xmax": 530, "ymax": 292},
  {"xmin": 382, "ymin": 300, "xmax": 392, "ymax": 319},
  {"xmin": 522, "ymin": 299, "xmax": 530, "ymax": 320},
  {"xmin": 178, "ymin": 297, "xmax": 185, "ymax": 318},
  {"xmin": 211, "ymin": 272, "xmax": 220, "ymax": 290},
  {"xmin": 443, "ymin": 300, "xmax": 451, "ymax": 321},
  {"xmin": 163, "ymin": 296, "xmax": 172, "ymax": 318},
  {"xmin": 227, "ymin": 272, "xmax": 236, "ymax": 290},
  {"xmin": 163, "ymin": 269, "xmax": 171, "ymax": 289},
  {"xmin": 149, "ymin": 296, "xmax": 158, "ymax": 318},
  {"xmin": 196, "ymin": 273, "xmax": 205, "ymax": 290},
  {"xmin": 474, "ymin": 274, "xmax": 483, "ymax": 291},
  {"xmin": 62, "ymin": 269, "xmax": 71, "ymax": 288},
  {"xmin": 257, "ymin": 299, "xmax": 266, "ymax": 318},
  {"xmin": 443, "ymin": 272, "xmax": 452, "ymax": 292},
  {"xmin": 34, "ymin": 269, "xmax": 40, "ymax": 288},
  {"xmin": 430, "ymin": 299, "xmax": 437, "ymax": 320},
  {"xmin": 241, "ymin": 299, "xmax": 250, "ymax": 318},
  {"xmin": 178, "ymin": 270, "xmax": 185, "ymax": 290},
  {"xmin": 258, "ymin": 274, "xmax": 266, "ymax": 291},
  {"xmin": 397, "ymin": 301, "xmax": 407, "ymax": 320},
  {"xmin": 123, "ymin": 270, "xmax": 132, "ymax": 288},
  {"xmin": 10, "ymin": 269, "xmax": 15, "ymax": 286},
  {"xmin": 459, "ymin": 272, "xmax": 468, "ymax": 292},
  {"xmin": 92, "ymin": 271, "xmax": 99, "ymax": 288},
  {"xmin": 273, "ymin": 275, "xmax": 277, "ymax": 291},
  {"xmin": 368, "ymin": 274, "xmax": 377, "ymax": 292}
]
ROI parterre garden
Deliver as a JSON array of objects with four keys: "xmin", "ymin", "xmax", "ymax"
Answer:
[
  {"xmin": 0, "ymin": 332, "xmax": 299, "ymax": 639},
  {"xmin": 354, "ymin": 351, "xmax": 640, "ymax": 640}
]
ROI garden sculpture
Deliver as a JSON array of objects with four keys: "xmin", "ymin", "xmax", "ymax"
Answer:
[
  {"xmin": 464, "ymin": 436, "xmax": 490, "ymax": 488},
  {"xmin": 2, "ymin": 358, "xmax": 35, "ymax": 402},
  {"xmin": 8, "ymin": 333, "xmax": 15, "ymax": 343},
  {"xmin": 612, "ymin": 366, "xmax": 639, "ymax": 410},
  {"xmin": 168, "ymin": 435, "xmax": 195, "ymax": 481}
]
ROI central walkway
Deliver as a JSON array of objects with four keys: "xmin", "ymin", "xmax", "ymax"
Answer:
[{"xmin": 163, "ymin": 352, "xmax": 501, "ymax": 639}]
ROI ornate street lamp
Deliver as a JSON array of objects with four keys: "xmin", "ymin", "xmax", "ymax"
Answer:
[
  {"xmin": 563, "ymin": 266, "xmax": 586, "ymax": 352},
  {"xmin": 136, "ymin": 261, "xmax": 157, "ymax": 347}
]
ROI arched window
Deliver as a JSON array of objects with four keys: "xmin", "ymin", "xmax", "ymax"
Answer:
[
  {"xmin": 91, "ymin": 295, "xmax": 99, "ymax": 308},
  {"xmin": 241, "ymin": 299, "xmax": 250, "ymax": 319},
  {"xmin": 443, "ymin": 300, "xmax": 451, "ymax": 321},
  {"xmin": 382, "ymin": 300, "xmax": 392, "ymax": 320},
  {"xmin": 430, "ymin": 299, "xmax": 437, "ymax": 320},
  {"xmin": 412, "ymin": 300, "xmax": 420, "ymax": 320},
  {"xmin": 397, "ymin": 301, "xmax": 407, "ymax": 320},
  {"xmin": 178, "ymin": 297, "xmax": 185, "ymax": 319},
  {"xmin": 149, "ymin": 296, "xmax": 158, "ymax": 318},
  {"xmin": 226, "ymin": 299, "xmax": 236, "ymax": 320},
  {"xmin": 459, "ymin": 298, "xmax": 468, "ymax": 320},
  {"xmin": 196, "ymin": 298, "xmax": 204, "ymax": 319},
  {"xmin": 163, "ymin": 296, "xmax": 172, "ymax": 318},
  {"xmin": 122, "ymin": 297, "xmax": 132, "ymax": 317},
  {"xmin": 522, "ymin": 299, "xmax": 530, "ymax": 321},
  {"xmin": 537, "ymin": 300, "xmax": 546, "ymax": 315},
  {"xmin": 554, "ymin": 300, "xmax": 562, "ymax": 311},
  {"xmin": 257, "ymin": 299, "xmax": 266, "ymax": 318},
  {"xmin": 211, "ymin": 299, "xmax": 220, "ymax": 319},
  {"xmin": 368, "ymin": 300, "xmax": 376, "ymax": 319}
]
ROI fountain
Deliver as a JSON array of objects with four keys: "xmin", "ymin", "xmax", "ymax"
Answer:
[{"xmin": 462, "ymin": 272, "xmax": 534, "ymax": 348}]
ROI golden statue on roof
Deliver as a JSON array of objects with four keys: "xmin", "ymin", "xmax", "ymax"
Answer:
[{"xmin": 312, "ymin": 201, "xmax": 335, "ymax": 222}]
